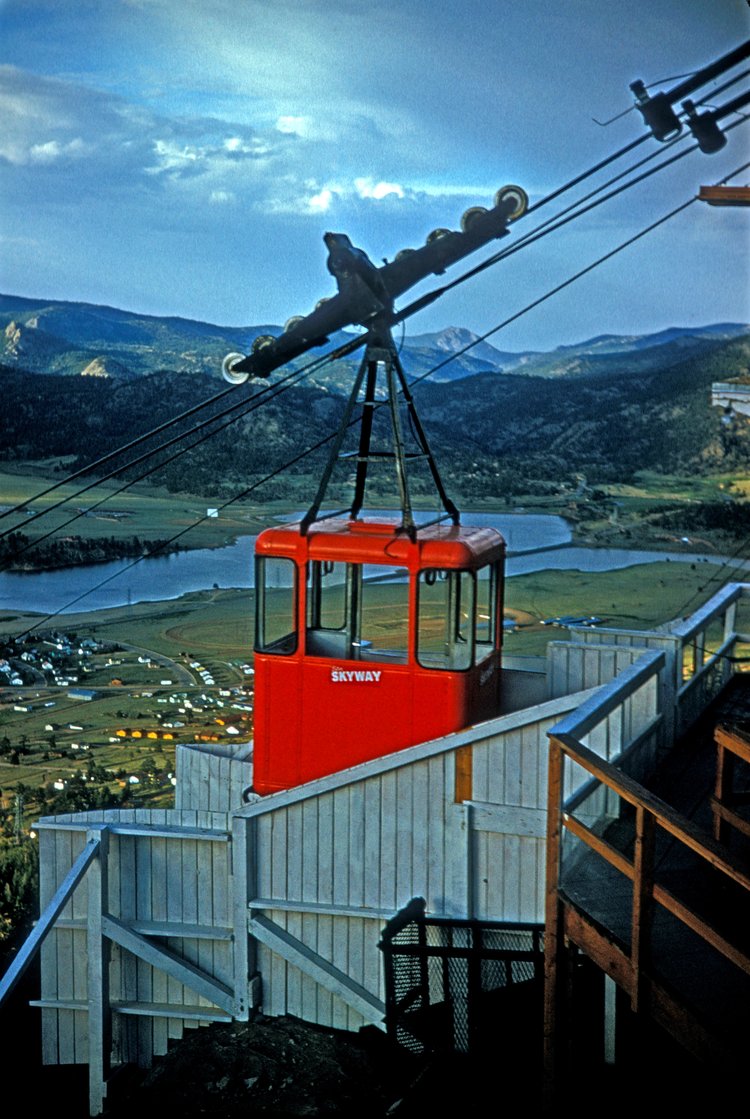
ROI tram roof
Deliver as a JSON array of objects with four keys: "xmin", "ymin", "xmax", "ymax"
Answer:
[{"xmin": 255, "ymin": 518, "xmax": 505, "ymax": 568}]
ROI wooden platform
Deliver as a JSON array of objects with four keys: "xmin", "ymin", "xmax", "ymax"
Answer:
[{"xmin": 558, "ymin": 674, "xmax": 750, "ymax": 1065}]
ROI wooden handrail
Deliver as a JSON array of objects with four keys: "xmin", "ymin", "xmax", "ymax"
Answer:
[
  {"xmin": 544, "ymin": 725, "xmax": 750, "ymax": 1094},
  {"xmin": 552, "ymin": 732, "xmax": 750, "ymax": 892}
]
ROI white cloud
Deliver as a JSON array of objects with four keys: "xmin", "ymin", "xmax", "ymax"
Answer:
[
  {"xmin": 149, "ymin": 138, "xmax": 200, "ymax": 172},
  {"xmin": 223, "ymin": 135, "xmax": 264, "ymax": 155},
  {"xmin": 28, "ymin": 137, "xmax": 89, "ymax": 163},
  {"xmin": 209, "ymin": 189, "xmax": 236, "ymax": 205},
  {"xmin": 275, "ymin": 116, "xmax": 309, "ymax": 136},
  {"xmin": 354, "ymin": 177, "xmax": 404, "ymax": 201},
  {"xmin": 308, "ymin": 187, "xmax": 334, "ymax": 212}
]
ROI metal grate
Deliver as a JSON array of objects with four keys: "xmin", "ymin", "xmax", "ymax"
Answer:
[{"xmin": 379, "ymin": 897, "xmax": 544, "ymax": 1055}]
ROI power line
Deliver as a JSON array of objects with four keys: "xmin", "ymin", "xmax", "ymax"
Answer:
[
  {"xmin": 6, "ymin": 88, "xmax": 748, "ymax": 548},
  {"xmin": 4, "ymin": 43, "xmax": 749, "ymax": 537},
  {"xmin": 12, "ymin": 424, "xmax": 341, "ymax": 640},
  {"xmin": 5, "ymin": 89, "xmax": 748, "ymax": 595},
  {"xmin": 0, "ymin": 330, "xmax": 368, "ymax": 552},
  {"xmin": 11, "ymin": 180, "xmax": 724, "ymax": 637},
  {"xmin": 670, "ymin": 535, "xmax": 750, "ymax": 620},
  {"xmin": 398, "ymin": 109, "xmax": 749, "ymax": 319},
  {"xmin": 0, "ymin": 381, "xmax": 237, "ymax": 525}
]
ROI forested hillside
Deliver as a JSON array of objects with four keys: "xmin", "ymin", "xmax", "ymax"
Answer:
[
  {"xmin": 1, "ymin": 333, "xmax": 749, "ymax": 507},
  {"xmin": 416, "ymin": 334, "xmax": 750, "ymax": 495}
]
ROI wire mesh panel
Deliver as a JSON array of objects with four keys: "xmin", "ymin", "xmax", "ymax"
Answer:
[{"xmin": 379, "ymin": 898, "xmax": 544, "ymax": 1055}]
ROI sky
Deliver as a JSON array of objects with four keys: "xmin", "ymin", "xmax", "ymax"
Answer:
[{"xmin": 0, "ymin": 0, "xmax": 749, "ymax": 353}]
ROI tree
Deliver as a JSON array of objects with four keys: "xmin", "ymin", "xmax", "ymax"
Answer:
[{"xmin": 0, "ymin": 836, "xmax": 39, "ymax": 945}]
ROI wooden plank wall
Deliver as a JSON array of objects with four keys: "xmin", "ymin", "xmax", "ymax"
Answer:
[
  {"xmin": 176, "ymin": 743, "xmax": 253, "ymax": 814},
  {"xmin": 547, "ymin": 640, "xmax": 648, "ymax": 699},
  {"xmin": 237, "ymin": 693, "xmax": 593, "ymax": 1032},
  {"xmin": 37, "ymin": 809, "xmax": 233, "ymax": 1068}
]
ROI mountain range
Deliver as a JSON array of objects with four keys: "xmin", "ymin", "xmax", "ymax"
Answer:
[
  {"xmin": 1, "ymin": 292, "xmax": 747, "ymax": 388},
  {"xmin": 1, "ymin": 293, "xmax": 749, "ymax": 514}
]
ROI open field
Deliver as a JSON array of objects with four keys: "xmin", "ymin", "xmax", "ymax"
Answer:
[
  {"xmin": 3, "ymin": 462, "xmax": 748, "ymax": 561},
  {"xmin": 606, "ymin": 469, "xmax": 743, "ymax": 503},
  {"xmin": 0, "ymin": 465, "xmax": 272, "ymax": 552},
  {"xmin": 504, "ymin": 559, "xmax": 735, "ymax": 654}
]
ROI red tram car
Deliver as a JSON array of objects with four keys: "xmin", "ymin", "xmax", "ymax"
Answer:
[{"xmin": 251, "ymin": 517, "xmax": 506, "ymax": 794}]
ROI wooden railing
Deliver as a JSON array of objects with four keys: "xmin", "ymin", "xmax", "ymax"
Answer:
[
  {"xmin": 544, "ymin": 730, "xmax": 750, "ymax": 1089},
  {"xmin": 566, "ymin": 580, "xmax": 749, "ymax": 743}
]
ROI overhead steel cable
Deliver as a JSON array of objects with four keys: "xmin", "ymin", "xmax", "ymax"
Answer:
[
  {"xmin": 12, "ymin": 423, "xmax": 343, "ymax": 640},
  {"xmin": 0, "ymin": 330, "xmax": 368, "ymax": 546},
  {"xmin": 395, "ymin": 104, "xmax": 750, "ymax": 323},
  {"xmin": 528, "ymin": 43, "xmax": 750, "ymax": 214},
  {"xmin": 0, "ymin": 381, "xmax": 238, "ymax": 525},
  {"xmin": 13, "ymin": 179, "xmax": 728, "ymax": 638},
  {"xmin": 652, "ymin": 39, "xmax": 750, "ymax": 107},
  {"xmin": 5, "ymin": 72, "xmax": 748, "ymax": 551},
  {"xmin": 404, "ymin": 193, "xmax": 703, "ymax": 387},
  {"xmin": 0, "ymin": 336, "xmax": 369, "ymax": 568},
  {"xmin": 5, "ymin": 43, "xmax": 749, "ymax": 530},
  {"xmin": 670, "ymin": 537, "xmax": 750, "ymax": 621}
]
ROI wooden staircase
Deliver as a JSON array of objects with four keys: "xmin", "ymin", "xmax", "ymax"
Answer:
[{"xmin": 544, "ymin": 675, "xmax": 750, "ymax": 1092}]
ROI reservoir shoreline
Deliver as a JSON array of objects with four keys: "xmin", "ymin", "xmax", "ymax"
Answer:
[{"xmin": 0, "ymin": 511, "xmax": 738, "ymax": 618}]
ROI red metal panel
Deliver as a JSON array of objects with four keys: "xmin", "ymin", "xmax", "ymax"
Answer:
[{"xmin": 251, "ymin": 520, "xmax": 506, "ymax": 795}]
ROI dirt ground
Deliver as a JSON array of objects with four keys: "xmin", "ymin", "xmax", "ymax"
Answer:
[{"xmin": 101, "ymin": 1014, "xmax": 431, "ymax": 1118}]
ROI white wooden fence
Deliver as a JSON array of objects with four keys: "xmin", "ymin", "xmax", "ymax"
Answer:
[{"xmin": 10, "ymin": 582, "xmax": 748, "ymax": 1114}]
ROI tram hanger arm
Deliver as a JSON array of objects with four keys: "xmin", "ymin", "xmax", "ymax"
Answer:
[{"xmin": 222, "ymin": 185, "xmax": 528, "ymax": 383}]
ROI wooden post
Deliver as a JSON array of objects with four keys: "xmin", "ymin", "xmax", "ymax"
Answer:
[
  {"xmin": 87, "ymin": 825, "xmax": 111, "ymax": 1117},
  {"xmin": 231, "ymin": 815, "xmax": 251, "ymax": 1019},
  {"xmin": 630, "ymin": 806, "xmax": 655, "ymax": 1014},
  {"xmin": 543, "ymin": 734, "xmax": 566, "ymax": 1099},
  {"xmin": 454, "ymin": 744, "xmax": 473, "ymax": 803},
  {"xmin": 713, "ymin": 736, "xmax": 731, "ymax": 844}
]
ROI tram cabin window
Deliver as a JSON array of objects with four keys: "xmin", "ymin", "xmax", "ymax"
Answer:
[
  {"xmin": 255, "ymin": 557, "xmax": 297, "ymax": 655},
  {"xmin": 306, "ymin": 560, "xmax": 408, "ymax": 663},
  {"xmin": 417, "ymin": 563, "xmax": 499, "ymax": 670},
  {"xmin": 475, "ymin": 562, "xmax": 500, "ymax": 663}
]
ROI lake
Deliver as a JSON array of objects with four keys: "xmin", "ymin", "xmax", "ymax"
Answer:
[{"xmin": 0, "ymin": 511, "xmax": 730, "ymax": 616}]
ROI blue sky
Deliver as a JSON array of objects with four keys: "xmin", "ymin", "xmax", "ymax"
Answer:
[{"xmin": 1, "ymin": 0, "xmax": 748, "ymax": 351}]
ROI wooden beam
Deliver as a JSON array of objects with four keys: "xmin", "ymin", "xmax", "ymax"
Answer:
[
  {"xmin": 101, "ymin": 914, "xmax": 235, "ymax": 1014},
  {"xmin": 0, "ymin": 830, "xmax": 103, "ymax": 1007},
  {"xmin": 562, "ymin": 812, "xmax": 635, "ymax": 881},
  {"xmin": 543, "ymin": 735, "xmax": 565, "ymax": 1097},
  {"xmin": 554, "ymin": 733, "xmax": 750, "ymax": 891},
  {"xmin": 87, "ymin": 826, "xmax": 110, "ymax": 1117},
  {"xmin": 630, "ymin": 807, "xmax": 655, "ymax": 1014},
  {"xmin": 651, "ymin": 882, "xmax": 750, "ymax": 976},
  {"xmin": 563, "ymin": 903, "xmax": 633, "ymax": 993},
  {"xmin": 698, "ymin": 185, "xmax": 750, "ymax": 206},
  {"xmin": 711, "ymin": 798, "xmax": 750, "ymax": 840},
  {"xmin": 248, "ymin": 912, "xmax": 385, "ymax": 1025},
  {"xmin": 454, "ymin": 744, "xmax": 473, "ymax": 803},
  {"xmin": 716, "ymin": 724, "xmax": 750, "ymax": 765},
  {"xmin": 30, "ymin": 997, "xmax": 232, "ymax": 1022},
  {"xmin": 713, "ymin": 725, "xmax": 750, "ymax": 844}
]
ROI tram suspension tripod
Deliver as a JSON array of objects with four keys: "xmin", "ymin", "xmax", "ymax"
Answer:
[{"xmin": 301, "ymin": 325, "xmax": 459, "ymax": 539}]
